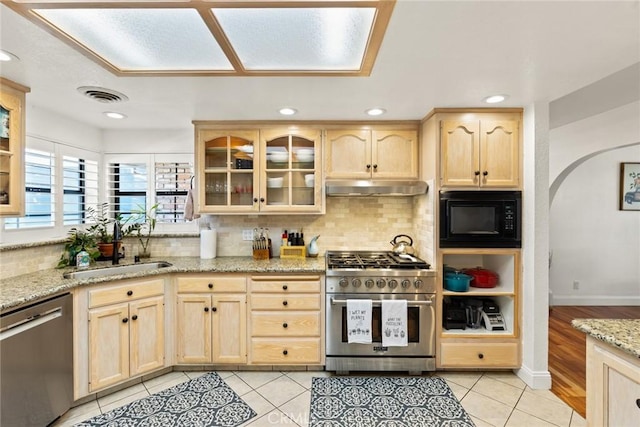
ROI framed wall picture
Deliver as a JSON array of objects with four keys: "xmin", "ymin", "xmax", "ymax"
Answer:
[{"xmin": 620, "ymin": 162, "xmax": 640, "ymax": 211}]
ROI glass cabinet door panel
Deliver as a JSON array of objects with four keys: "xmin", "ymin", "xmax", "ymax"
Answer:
[
  {"xmin": 292, "ymin": 136, "xmax": 315, "ymax": 168},
  {"xmin": 265, "ymin": 135, "xmax": 290, "ymax": 170},
  {"xmin": 230, "ymin": 172, "xmax": 254, "ymax": 206},
  {"xmin": 205, "ymin": 137, "xmax": 229, "ymax": 169},
  {"xmin": 292, "ymin": 171, "xmax": 314, "ymax": 206},
  {"xmin": 204, "ymin": 172, "xmax": 227, "ymax": 205},
  {"xmin": 230, "ymin": 136, "xmax": 254, "ymax": 171},
  {"xmin": 266, "ymin": 172, "xmax": 289, "ymax": 206},
  {"xmin": 0, "ymin": 154, "xmax": 9, "ymax": 205}
]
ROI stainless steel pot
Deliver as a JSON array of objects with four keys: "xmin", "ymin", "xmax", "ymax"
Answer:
[{"xmin": 390, "ymin": 234, "xmax": 415, "ymax": 255}]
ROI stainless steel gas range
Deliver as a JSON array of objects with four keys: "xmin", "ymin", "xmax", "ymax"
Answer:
[{"xmin": 325, "ymin": 250, "xmax": 436, "ymax": 375}]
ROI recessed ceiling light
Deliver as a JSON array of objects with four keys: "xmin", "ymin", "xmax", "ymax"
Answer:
[
  {"xmin": 483, "ymin": 95, "xmax": 508, "ymax": 104},
  {"xmin": 104, "ymin": 112, "xmax": 127, "ymax": 119},
  {"xmin": 0, "ymin": 49, "xmax": 19, "ymax": 62},
  {"xmin": 279, "ymin": 107, "xmax": 297, "ymax": 116},
  {"xmin": 366, "ymin": 108, "xmax": 386, "ymax": 116}
]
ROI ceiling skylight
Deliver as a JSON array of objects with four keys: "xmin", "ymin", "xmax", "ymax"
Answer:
[{"xmin": 7, "ymin": 1, "xmax": 395, "ymax": 76}]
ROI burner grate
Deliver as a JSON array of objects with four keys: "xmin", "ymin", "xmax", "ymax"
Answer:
[{"xmin": 327, "ymin": 251, "xmax": 430, "ymax": 270}]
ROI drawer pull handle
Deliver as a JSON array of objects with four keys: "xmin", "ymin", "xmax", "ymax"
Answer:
[
  {"xmin": 636, "ymin": 398, "xmax": 640, "ymax": 409},
  {"xmin": 283, "ymin": 301, "xmax": 288, "ymax": 306},
  {"xmin": 204, "ymin": 307, "xmax": 209, "ymax": 312},
  {"xmin": 283, "ymin": 322, "xmax": 288, "ymax": 328},
  {"xmin": 282, "ymin": 285, "xmax": 288, "ymax": 290},
  {"xmin": 283, "ymin": 350, "xmax": 288, "ymax": 356},
  {"xmin": 127, "ymin": 290, "xmax": 133, "ymax": 296},
  {"xmin": 212, "ymin": 307, "xmax": 217, "ymax": 312},
  {"xmin": 478, "ymin": 353, "xmax": 484, "ymax": 359},
  {"xmin": 131, "ymin": 315, "xmax": 138, "ymax": 321},
  {"xmin": 208, "ymin": 283, "xmax": 213, "ymax": 289},
  {"xmin": 122, "ymin": 317, "xmax": 128, "ymax": 323}
]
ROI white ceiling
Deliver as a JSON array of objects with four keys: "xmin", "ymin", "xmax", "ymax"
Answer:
[{"xmin": 1, "ymin": 1, "xmax": 639, "ymax": 131}]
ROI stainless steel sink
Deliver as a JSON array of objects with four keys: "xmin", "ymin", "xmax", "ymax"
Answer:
[{"xmin": 63, "ymin": 261, "xmax": 172, "ymax": 279}]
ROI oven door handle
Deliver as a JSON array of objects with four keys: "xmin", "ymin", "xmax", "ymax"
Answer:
[{"xmin": 330, "ymin": 298, "xmax": 433, "ymax": 306}]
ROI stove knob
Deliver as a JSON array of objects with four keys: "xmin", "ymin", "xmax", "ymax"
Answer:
[
  {"xmin": 365, "ymin": 279, "xmax": 375, "ymax": 288},
  {"xmin": 401, "ymin": 279, "xmax": 411, "ymax": 288},
  {"xmin": 388, "ymin": 279, "xmax": 398, "ymax": 289},
  {"xmin": 339, "ymin": 278, "xmax": 349, "ymax": 288},
  {"xmin": 414, "ymin": 279, "xmax": 423, "ymax": 289},
  {"xmin": 352, "ymin": 278, "xmax": 362, "ymax": 287},
  {"xmin": 376, "ymin": 279, "xmax": 386, "ymax": 288}
]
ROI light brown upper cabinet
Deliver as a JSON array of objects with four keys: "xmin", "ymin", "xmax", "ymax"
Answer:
[
  {"xmin": 325, "ymin": 128, "xmax": 419, "ymax": 180},
  {"xmin": 440, "ymin": 118, "xmax": 520, "ymax": 188},
  {"xmin": 194, "ymin": 124, "xmax": 323, "ymax": 214},
  {"xmin": 0, "ymin": 78, "xmax": 30, "ymax": 217}
]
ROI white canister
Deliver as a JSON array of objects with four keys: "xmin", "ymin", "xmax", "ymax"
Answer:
[{"xmin": 200, "ymin": 229, "xmax": 217, "ymax": 259}]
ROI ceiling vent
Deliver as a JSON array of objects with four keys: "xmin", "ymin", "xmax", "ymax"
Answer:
[{"xmin": 77, "ymin": 86, "xmax": 128, "ymax": 103}]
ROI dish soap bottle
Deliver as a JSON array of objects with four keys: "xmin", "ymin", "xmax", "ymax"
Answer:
[
  {"xmin": 76, "ymin": 246, "xmax": 91, "ymax": 269},
  {"xmin": 307, "ymin": 235, "xmax": 320, "ymax": 258}
]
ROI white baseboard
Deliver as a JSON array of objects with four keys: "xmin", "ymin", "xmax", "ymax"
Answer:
[
  {"xmin": 515, "ymin": 365, "xmax": 552, "ymax": 390},
  {"xmin": 552, "ymin": 295, "xmax": 640, "ymax": 306}
]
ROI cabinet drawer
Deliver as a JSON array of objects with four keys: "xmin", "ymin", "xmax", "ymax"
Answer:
[
  {"xmin": 88, "ymin": 279, "xmax": 164, "ymax": 308},
  {"xmin": 250, "ymin": 276, "xmax": 321, "ymax": 293},
  {"xmin": 440, "ymin": 342, "xmax": 519, "ymax": 368},
  {"xmin": 251, "ymin": 294, "xmax": 320, "ymax": 311},
  {"xmin": 177, "ymin": 276, "xmax": 246, "ymax": 293},
  {"xmin": 250, "ymin": 338, "xmax": 321, "ymax": 364},
  {"xmin": 251, "ymin": 312, "xmax": 320, "ymax": 336}
]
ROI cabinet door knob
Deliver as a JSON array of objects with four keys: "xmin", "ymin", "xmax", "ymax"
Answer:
[
  {"xmin": 482, "ymin": 171, "xmax": 488, "ymax": 176},
  {"xmin": 212, "ymin": 307, "xmax": 217, "ymax": 312},
  {"xmin": 636, "ymin": 398, "xmax": 640, "ymax": 409},
  {"xmin": 282, "ymin": 300, "xmax": 288, "ymax": 306},
  {"xmin": 127, "ymin": 290, "xmax": 133, "ymax": 296},
  {"xmin": 208, "ymin": 283, "xmax": 214, "ymax": 289},
  {"xmin": 122, "ymin": 317, "xmax": 128, "ymax": 323},
  {"xmin": 204, "ymin": 307, "xmax": 209, "ymax": 312},
  {"xmin": 282, "ymin": 350, "xmax": 288, "ymax": 356},
  {"xmin": 253, "ymin": 197, "xmax": 258, "ymax": 203},
  {"xmin": 373, "ymin": 164, "xmax": 378, "ymax": 170},
  {"xmin": 366, "ymin": 164, "xmax": 371, "ymax": 169},
  {"xmin": 131, "ymin": 315, "xmax": 138, "ymax": 321},
  {"xmin": 474, "ymin": 171, "xmax": 481, "ymax": 176},
  {"xmin": 282, "ymin": 285, "xmax": 288, "ymax": 290},
  {"xmin": 478, "ymin": 353, "xmax": 484, "ymax": 359},
  {"xmin": 283, "ymin": 322, "xmax": 288, "ymax": 328}
]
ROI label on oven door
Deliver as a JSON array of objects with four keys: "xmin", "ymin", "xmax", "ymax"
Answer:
[{"xmin": 373, "ymin": 346, "xmax": 389, "ymax": 352}]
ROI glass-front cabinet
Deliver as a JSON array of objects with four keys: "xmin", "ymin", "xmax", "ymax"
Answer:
[
  {"xmin": 195, "ymin": 125, "xmax": 323, "ymax": 214},
  {"xmin": 0, "ymin": 78, "xmax": 29, "ymax": 217}
]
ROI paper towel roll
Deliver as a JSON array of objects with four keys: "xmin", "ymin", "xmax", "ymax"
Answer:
[{"xmin": 200, "ymin": 229, "xmax": 217, "ymax": 259}]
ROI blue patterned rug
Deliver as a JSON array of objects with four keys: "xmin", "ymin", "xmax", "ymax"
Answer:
[
  {"xmin": 75, "ymin": 372, "xmax": 256, "ymax": 427},
  {"xmin": 309, "ymin": 376, "xmax": 475, "ymax": 427}
]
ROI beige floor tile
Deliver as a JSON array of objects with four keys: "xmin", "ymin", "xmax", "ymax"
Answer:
[
  {"xmin": 255, "ymin": 375, "xmax": 306, "ymax": 407},
  {"xmin": 437, "ymin": 372, "xmax": 483, "ymax": 389},
  {"xmin": 570, "ymin": 411, "xmax": 587, "ymax": 427},
  {"xmin": 446, "ymin": 380, "xmax": 471, "ymax": 402},
  {"xmin": 217, "ymin": 370, "xmax": 236, "ymax": 379},
  {"xmin": 142, "ymin": 370, "xmax": 188, "ymax": 390},
  {"xmin": 145, "ymin": 376, "xmax": 191, "ymax": 395},
  {"xmin": 284, "ymin": 370, "xmax": 332, "ymax": 389},
  {"xmin": 243, "ymin": 409, "xmax": 301, "ymax": 426},
  {"xmin": 184, "ymin": 370, "xmax": 209, "ymax": 380},
  {"xmin": 484, "ymin": 372, "xmax": 527, "ymax": 389},
  {"xmin": 470, "ymin": 415, "xmax": 497, "ymax": 427},
  {"xmin": 278, "ymin": 390, "xmax": 311, "ymax": 427},
  {"xmin": 241, "ymin": 390, "xmax": 276, "ymax": 418},
  {"xmin": 99, "ymin": 389, "xmax": 149, "ymax": 414},
  {"xmin": 506, "ymin": 409, "xmax": 559, "ymax": 426},
  {"xmin": 461, "ymin": 390, "xmax": 514, "ymax": 427},
  {"xmin": 52, "ymin": 407, "xmax": 103, "ymax": 427},
  {"xmin": 472, "ymin": 376, "xmax": 525, "ymax": 407},
  {"xmin": 224, "ymin": 373, "xmax": 254, "ymax": 396},
  {"xmin": 51, "ymin": 400, "xmax": 100, "ymax": 427},
  {"xmin": 524, "ymin": 385, "xmax": 569, "ymax": 405},
  {"xmin": 516, "ymin": 390, "xmax": 573, "ymax": 426},
  {"xmin": 235, "ymin": 370, "xmax": 284, "ymax": 389},
  {"xmin": 97, "ymin": 383, "xmax": 148, "ymax": 407}
]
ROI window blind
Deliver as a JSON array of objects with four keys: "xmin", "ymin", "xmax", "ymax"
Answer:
[
  {"xmin": 107, "ymin": 162, "xmax": 147, "ymax": 220},
  {"xmin": 63, "ymin": 155, "xmax": 99, "ymax": 225},
  {"xmin": 155, "ymin": 161, "xmax": 192, "ymax": 223}
]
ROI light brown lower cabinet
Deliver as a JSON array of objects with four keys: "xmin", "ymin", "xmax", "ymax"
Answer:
[{"xmin": 439, "ymin": 341, "xmax": 519, "ymax": 368}]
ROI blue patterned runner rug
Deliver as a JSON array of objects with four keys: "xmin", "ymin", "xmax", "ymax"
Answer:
[
  {"xmin": 309, "ymin": 376, "xmax": 475, "ymax": 427},
  {"xmin": 75, "ymin": 372, "xmax": 256, "ymax": 427}
]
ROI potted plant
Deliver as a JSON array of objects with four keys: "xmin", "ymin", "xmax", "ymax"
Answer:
[
  {"xmin": 86, "ymin": 202, "xmax": 134, "ymax": 259},
  {"xmin": 130, "ymin": 203, "xmax": 159, "ymax": 258},
  {"xmin": 57, "ymin": 227, "xmax": 100, "ymax": 268}
]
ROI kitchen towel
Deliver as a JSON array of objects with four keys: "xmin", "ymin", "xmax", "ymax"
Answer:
[
  {"xmin": 183, "ymin": 188, "xmax": 200, "ymax": 221},
  {"xmin": 382, "ymin": 300, "xmax": 408, "ymax": 347},
  {"xmin": 200, "ymin": 228, "xmax": 217, "ymax": 259},
  {"xmin": 346, "ymin": 299, "xmax": 372, "ymax": 344}
]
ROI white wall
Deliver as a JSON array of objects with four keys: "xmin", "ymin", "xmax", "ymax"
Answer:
[
  {"xmin": 101, "ymin": 129, "xmax": 193, "ymax": 154},
  {"xmin": 550, "ymin": 145, "xmax": 640, "ymax": 305},
  {"xmin": 27, "ymin": 104, "xmax": 102, "ymax": 152}
]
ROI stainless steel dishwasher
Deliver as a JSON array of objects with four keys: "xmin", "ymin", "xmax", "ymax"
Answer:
[{"xmin": 1, "ymin": 293, "xmax": 73, "ymax": 426}]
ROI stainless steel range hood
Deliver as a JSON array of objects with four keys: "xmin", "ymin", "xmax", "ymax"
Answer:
[{"xmin": 325, "ymin": 180, "xmax": 428, "ymax": 196}]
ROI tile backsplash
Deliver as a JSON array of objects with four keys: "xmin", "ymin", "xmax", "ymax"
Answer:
[{"xmin": 0, "ymin": 195, "xmax": 434, "ymax": 278}]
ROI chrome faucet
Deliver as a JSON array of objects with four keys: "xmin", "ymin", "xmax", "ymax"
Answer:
[{"xmin": 112, "ymin": 220, "xmax": 123, "ymax": 265}]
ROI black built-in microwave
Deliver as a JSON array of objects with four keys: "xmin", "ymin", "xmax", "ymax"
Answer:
[{"xmin": 439, "ymin": 191, "xmax": 521, "ymax": 248}]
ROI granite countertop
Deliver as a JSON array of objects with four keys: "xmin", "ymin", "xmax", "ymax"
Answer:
[
  {"xmin": 572, "ymin": 318, "xmax": 640, "ymax": 359},
  {"xmin": 0, "ymin": 256, "xmax": 326, "ymax": 312}
]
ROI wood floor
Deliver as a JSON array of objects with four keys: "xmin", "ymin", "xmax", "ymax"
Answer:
[{"xmin": 548, "ymin": 305, "xmax": 639, "ymax": 418}]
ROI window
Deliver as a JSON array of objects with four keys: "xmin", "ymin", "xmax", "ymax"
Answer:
[
  {"xmin": 108, "ymin": 162, "xmax": 147, "ymax": 221},
  {"xmin": 155, "ymin": 162, "xmax": 191, "ymax": 223},
  {"xmin": 5, "ymin": 148, "xmax": 55, "ymax": 229},
  {"xmin": 63, "ymin": 155, "xmax": 98, "ymax": 225}
]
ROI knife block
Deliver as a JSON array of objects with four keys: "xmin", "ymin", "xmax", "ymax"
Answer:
[{"xmin": 252, "ymin": 249, "xmax": 270, "ymax": 260}]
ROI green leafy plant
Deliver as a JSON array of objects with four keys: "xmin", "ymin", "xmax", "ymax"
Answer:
[
  {"xmin": 57, "ymin": 228, "xmax": 100, "ymax": 268},
  {"xmin": 129, "ymin": 203, "xmax": 159, "ymax": 256},
  {"xmin": 86, "ymin": 202, "xmax": 135, "ymax": 243}
]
